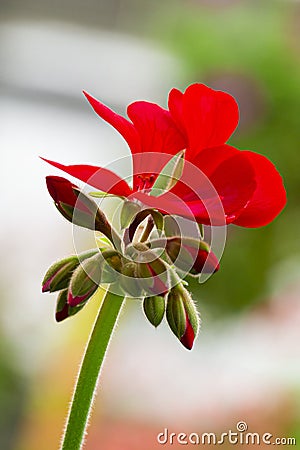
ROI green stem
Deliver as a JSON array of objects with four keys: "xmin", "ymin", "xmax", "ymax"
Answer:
[{"xmin": 60, "ymin": 290, "xmax": 125, "ymax": 450}]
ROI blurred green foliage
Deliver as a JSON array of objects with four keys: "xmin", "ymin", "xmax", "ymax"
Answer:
[
  {"xmin": 0, "ymin": 332, "xmax": 26, "ymax": 450},
  {"xmin": 148, "ymin": 0, "xmax": 300, "ymax": 314}
]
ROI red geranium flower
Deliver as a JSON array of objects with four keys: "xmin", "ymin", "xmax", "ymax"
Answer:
[{"xmin": 42, "ymin": 83, "xmax": 286, "ymax": 227}]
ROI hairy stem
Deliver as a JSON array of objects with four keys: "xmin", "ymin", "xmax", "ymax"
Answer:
[{"xmin": 60, "ymin": 290, "xmax": 125, "ymax": 450}]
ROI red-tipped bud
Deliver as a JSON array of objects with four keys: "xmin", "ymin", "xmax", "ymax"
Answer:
[
  {"xmin": 67, "ymin": 253, "xmax": 102, "ymax": 307},
  {"xmin": 134, "ymin": 245, "xmax": 169, "ymax": 297},
  {"xmin": 46, "ymin": 176, "xmax": 113, "ymax": 239},
  {"xmin": 166, "ymin": 284, "xmax": 200, "ymax": 350},
  {"xmin": 55, "ymin": 289, "xmax": 87, "ymax": 322},
  {"xmin": 166, "ymin": 237, "xmax": 219, "ymax": 275}
]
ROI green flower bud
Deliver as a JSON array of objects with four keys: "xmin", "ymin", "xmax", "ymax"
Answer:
[
  {"xmin": 143, "ymin": 296, "xmax": 165, "ymax": 327},
  {"xmin": 166, "ymin": 285, "xmax": 200, "ymax": 350},
  {"xmin": 120, "ymin": 262, "xmax": 142, "ymax": 297},
  {"xmin": 166, "ymin": 289, "xmax": 187, "ymax": 339},
  {"xmin": 68, "ymin": 253, "xmax": 102, "ymax": 307}
]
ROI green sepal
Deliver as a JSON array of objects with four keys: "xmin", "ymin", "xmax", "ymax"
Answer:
[
  {"xmin": 89, "ymin": 191, "xmax": 125, "ymax": 199},
  {"xmin": 149, "ymin": 150, "xmax": 185, "ymax": 197},
  {"xmin": 120, "ymin": 200, "xmax": 141, "ymax": 229},
  {"xmin": 178, "ymin": 285, "xmax": 200, "ymax": 339},
  {"xmin": 96, "ymin": 235, "xmax": 114, "ymax": 250},
  {"xmin": 166, "ymin": 289, "xmax": 187, "ymax": 339}
]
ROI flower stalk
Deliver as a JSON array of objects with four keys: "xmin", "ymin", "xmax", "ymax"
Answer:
[{"xmin": 60, "ymin": 289, "xmax": 125, "ymax": 450}]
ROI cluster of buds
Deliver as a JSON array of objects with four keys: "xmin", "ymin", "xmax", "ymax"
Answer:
[
  {"xmin": 42, "ymin": 175, "xmax": 219, "ymax": 350},
  {"xmin": 42, "ymin": 248, "xmax": 122, "ymax": 321}
]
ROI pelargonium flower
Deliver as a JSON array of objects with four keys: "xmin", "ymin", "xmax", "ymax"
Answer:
[
  {"xmin": 40, "ymin": 84, "xmax": 288, "ymax": 450},
  {"xmin": 42, "ymin": 83, "xmax": 286, "ymax": 227},
  {"xmin": 42, "ymin": 83, "xmax": 287, "ymax": 351}
]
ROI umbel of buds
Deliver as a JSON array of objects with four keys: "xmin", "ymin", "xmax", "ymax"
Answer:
[
  {"xmin": 42, "ymin": 244, "xmax": 202, "ymax": 348},
  {"xmin": 42, "ymin": 167, "xmax": 218, "ymax": 349}
]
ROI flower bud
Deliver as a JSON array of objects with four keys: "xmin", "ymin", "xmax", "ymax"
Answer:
[
  {"xmin": 68, "ymin": 253, "xmax": 102, "ymax": 307},
  {"xmin": 100, "ymin": 249, "xmax": 122, "ymax": 283},
  {"xmin": 136, "ymin": 254, "xmax": 169, "ymax": 297},
  {"xmin": 166, "ymin": 237, "xmax": 219, "ymax": 275},
  {"xmin": 120, "ymin": 262, "xmax": 143, "ymax": 298},
  {"xmin": 46, "ymin": 176, "xmax": 113, "ymax": 239},
  {"xmin": 42, "ymin": 249, "xmax": 98, "ymax": 293},
  {"xmin": 166, "ymin": 285, "xmax": 200, "ymax": 350},
  {"xmin": 55, "ymin": 289, "xmax": 86, "ymax": 322},
  {"xmin": 143, "ymin": 296, "xmax": 165, "ymax": 327}
]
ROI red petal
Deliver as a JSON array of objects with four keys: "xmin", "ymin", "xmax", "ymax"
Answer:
[
  {"xmin": 83, "ymin": 91, "xmax": 140, "ymax": 154},
  {"xmin": 168, "ymin": 88, "xmax": 185, "ymax": 135},
  {"xmin": 179, "ymin": 84, "xmax": 239, "ymax": 157},
  {"xmin": 133, "ymin": 190, "xmax": 203, "ymax": 219},
  {"xmin": 127, "ymin": 101, "xmax": 186, "ymax": 156},
  {"xmin": 180, "ymin": 315, "xmax": 195, "ymax": 350},
  {"xmin": 208, "ymin": 151, "xmax": 256, "ymax": 221},
  {"xmin": 171, "ymin": 145, "xmax": 238, "ymax": 201},
  {"xmin": 234, "ymin": 151, "xmax": 286, "ymax": 227},
  {"xmin": 41, "ymin": 158, "xmax": 132, "ymax": 197},
  {"xmin": 190, "ymin": 144, "xmax": 238, "ymax": 176},
  {"xmin": 168, "ymin": 145, "xmax": 256, "ymax": 224}
]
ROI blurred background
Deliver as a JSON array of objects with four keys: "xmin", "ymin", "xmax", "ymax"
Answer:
[{"xmin": 1, "ymin": 0, "xmax": 300, "ymax": 448}]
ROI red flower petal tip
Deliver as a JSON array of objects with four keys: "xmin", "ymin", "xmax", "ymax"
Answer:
[
  {"xmin": 67, "ymin": 290, "xmax": 91, "ymax": 308},
  {"xmin": 180, "ymin": 316, "xmax": 195, "ymax": 350}
]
